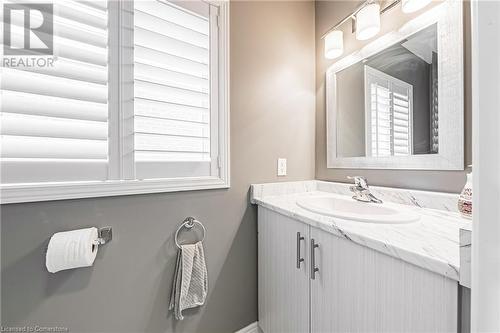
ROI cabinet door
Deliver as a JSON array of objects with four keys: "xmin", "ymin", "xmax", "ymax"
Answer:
[
  {"xmin": 258, "ymin": 207, "xmax": 310, "ymax": 333},
  {"xmin": 310, "ymin": 227, "xmax": 457, "ymax": 333}
]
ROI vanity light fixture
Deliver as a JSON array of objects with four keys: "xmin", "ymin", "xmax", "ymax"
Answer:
[
  {"xmin": 355, "ymin": 3, "xmax": 381, "ymax": 41},
  {"xmin": 401, "ymin": 0, "xmax": 432, "ymax": 13},
  {"xmin": 321, "ymin": 0, "xmax": 432, "ymax": 59},
  {"xmin": 324, "ymin": 30, "xmax": 344, "ymax": 59}
]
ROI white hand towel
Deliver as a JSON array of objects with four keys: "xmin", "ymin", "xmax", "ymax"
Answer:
[{"xmin": 169, "ymin": 241, "xmax": 208, "ymax": 320}]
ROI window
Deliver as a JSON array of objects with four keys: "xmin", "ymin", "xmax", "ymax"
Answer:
[
  {"xmin": 0, "ymin": 0, "xmax": 230, "ymax": 203},
  {"xmin": 364, "ymin": 65, "xmax": 413, "ymax": 157}
]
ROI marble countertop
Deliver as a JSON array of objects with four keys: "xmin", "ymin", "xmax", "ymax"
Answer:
[{"xmin": 251, "ymin": 181, "xmax": 471, "ymax": 281}]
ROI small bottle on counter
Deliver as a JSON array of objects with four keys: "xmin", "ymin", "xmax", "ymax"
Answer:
[{"xmin": 458, "ymin": 165, "xmax": 472, "ymax": 219}]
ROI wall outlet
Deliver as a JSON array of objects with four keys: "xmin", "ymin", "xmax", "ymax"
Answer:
[{"xmin": 277, "ymin": 158, "xmax": 287, "ymax": 176}]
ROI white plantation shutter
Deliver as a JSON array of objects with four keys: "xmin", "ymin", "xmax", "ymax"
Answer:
[
  {"xmin": 1, "ymin": 1, "xmax": 109, "ymax": 183},
  {"xmin": 133, "ymin": 0, "xmax": 218, "ymax": 179},
  {"xmin": 392, "ymin": 87, "xmax": 412, "ymax": 156},
  {"xmin": 364, "ymin": 66, "xmax": 413, "ymax": 157},
  {"xmin": 370, "ymin": 83, "xmax": 392, "ymax": 157}
]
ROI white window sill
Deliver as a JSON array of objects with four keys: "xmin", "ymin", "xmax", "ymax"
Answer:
[{"xmin": 0, "ymin": 177, "xmax": 230, "ymax": 204}]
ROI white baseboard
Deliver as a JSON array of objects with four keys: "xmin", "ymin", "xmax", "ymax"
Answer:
[{"xmin": 234, "ymin": 321, "xmax": 259, "ymax": 333}]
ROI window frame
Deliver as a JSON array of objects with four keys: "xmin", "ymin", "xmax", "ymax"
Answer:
[{"xmin": 0, "ymin": 0, "xmax": 230, "ymax": 204}]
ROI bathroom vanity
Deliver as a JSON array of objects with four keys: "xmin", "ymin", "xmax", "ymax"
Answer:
[{"xmin": 252, "ymin": 181, "xmax": 470, "ymax": 333}]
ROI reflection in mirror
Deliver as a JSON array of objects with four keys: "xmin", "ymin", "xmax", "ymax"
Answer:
[{"xmin": 335, "ymin": 24, "xmax": 438, "ymax": 158}]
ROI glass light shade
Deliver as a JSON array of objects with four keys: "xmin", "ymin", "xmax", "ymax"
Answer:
[
  {"xmin": 324, "ymin": 30, "xmax": 344, "ymax": 59},
  {"xmin": 355, "ymin": 3, "xmax": 380, "ymax": 41},
  {"xmin": 401, "ymin": 0, "xmax": 432, "ymax": 13}
]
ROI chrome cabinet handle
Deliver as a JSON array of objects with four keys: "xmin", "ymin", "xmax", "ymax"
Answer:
[
  {"xmin": 311, "ymin": 238, "xmax": 319, "ymax": 280},
  {"xmin": 296, "ymin": 232, "xmax": 305, "ymax": 269}
]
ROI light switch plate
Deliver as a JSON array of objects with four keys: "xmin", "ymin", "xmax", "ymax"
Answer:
[{"xmin": 277, "ymin": 158, "xmax": 287, "ymax": 176}]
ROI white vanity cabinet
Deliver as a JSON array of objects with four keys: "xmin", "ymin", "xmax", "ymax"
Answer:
[
  {"xmin": 258, "ymin": 207, "xmax": 458, "ymax": 333},
  {"xmin": 258, "ymin": 207, "xmax": 310, "ymax": 333}
]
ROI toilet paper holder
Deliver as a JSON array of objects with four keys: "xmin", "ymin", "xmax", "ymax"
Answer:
[{"xmin": 94, "ymin": 226, "xmax": 113, "ymax": 245}]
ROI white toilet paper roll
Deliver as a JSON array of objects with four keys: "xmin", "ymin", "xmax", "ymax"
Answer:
[{"xmin": 46, "ymin": 227, "xmax": 99, "ymax": 273}]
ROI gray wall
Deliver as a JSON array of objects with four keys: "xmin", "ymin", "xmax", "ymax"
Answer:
[
  {"xmin": 335, "ymin": 63, "xmax": 365, "ymax": 157},
  {"xmin": 0, "ymin": 2, "xmax": 316, "ymax": 332},
  {"xmin": 315, "ymin": 1, "xmax": 472, "ymax": 193}
]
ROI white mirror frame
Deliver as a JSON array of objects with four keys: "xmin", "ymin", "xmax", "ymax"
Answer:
[{"xmin": 326, "ymin": 0, "xmax": 464, "ymax": 170}]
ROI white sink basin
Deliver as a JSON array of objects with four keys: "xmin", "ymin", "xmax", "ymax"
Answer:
[{"xmin": 296, "ymin": 196, "xmax": 420, "ymax": 224}]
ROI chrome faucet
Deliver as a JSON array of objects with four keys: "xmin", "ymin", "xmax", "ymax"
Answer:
[{"xmin": 347, "ymin": 176, "xmax": 383, "ymax": 204}]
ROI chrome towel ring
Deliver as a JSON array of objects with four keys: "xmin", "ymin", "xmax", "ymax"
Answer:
[{"xmin": 174, "ymin": 217, "xmax": 206, "ymax": 249}]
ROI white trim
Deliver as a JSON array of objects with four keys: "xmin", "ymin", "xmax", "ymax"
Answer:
[
  {"xmin": 470, "ymin": 0, "xmax": 500, "ymax": 331},
  {"xmin": 217, "ymin": 0, "xmax": 230, "ymax": 189},
  {"xmin": 326, "ymin": 0, "xmax": 464, "ymax": 170},
  {"xmin": 0, "ymin": 177, "xmax": 229, "ymax": 204},
  {"xmin": 119, "ymin": 0, "xmax": 135, "ymax": 180},
  {"xmin": 108, "ymin": 0, "xmax": 121, "ymax": 180},
  {"xmin": 234, "ymin": 322, "xmax": 260, "ymax": 333},
  {"xmin": 210, "ymin": 3, "xmax": 221, "ymax": 178}
]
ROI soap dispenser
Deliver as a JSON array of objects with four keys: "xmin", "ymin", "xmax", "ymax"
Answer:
[{"xmin": 458, "ymin": 165, "xmax": 472, "ymax": 219}]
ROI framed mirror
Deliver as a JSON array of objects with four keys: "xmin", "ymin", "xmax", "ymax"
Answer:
[{"xmin": 326, "ymin": 0, "xmax": 463, "ymax": 170}]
